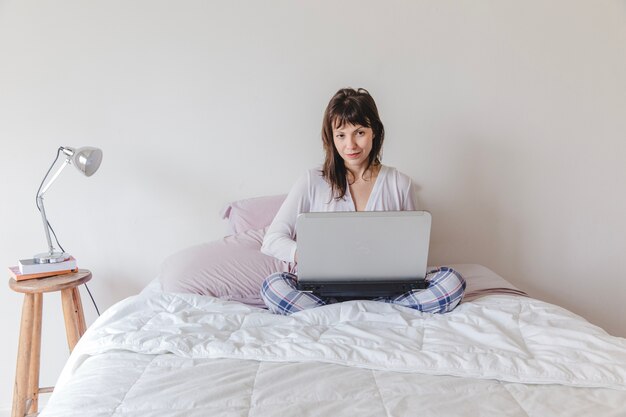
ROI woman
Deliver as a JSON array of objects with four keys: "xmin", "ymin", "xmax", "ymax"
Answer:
[{"xmin": 260, "ymin": 88, "xmax": 465, "ymax": 315}]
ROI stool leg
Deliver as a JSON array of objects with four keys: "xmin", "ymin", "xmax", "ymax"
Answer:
[
  {"xmin": 27, "ymin": 293, "xmax": 43, "ymax": 415},
  {"xmin": 12, "ymin": 294, "xmax": 34, "ymax": 417},
  {"xmin": 72, "ymin": 287, "xmax": 87, "ymax": 336},
  {"xmin": 61, "ymin": 288, "xmax": 81, "ymax": 351}
]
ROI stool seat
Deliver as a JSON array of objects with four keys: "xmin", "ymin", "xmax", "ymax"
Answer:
[
  {"xmin": 10, "ymin": 269, "xmax": 92, "ymax": 417},
  {"xmin": 10, "ymin": 269, "xmax": 92, "ymax": 294}
]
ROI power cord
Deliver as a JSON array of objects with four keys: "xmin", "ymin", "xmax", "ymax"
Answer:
[
  {"xmin": 83, "ymin": 283, "xmax": 101, "ymax": 316},
  {"xmin": 36, "ymin": 147, "xmax": 101, "ymax": 316}
]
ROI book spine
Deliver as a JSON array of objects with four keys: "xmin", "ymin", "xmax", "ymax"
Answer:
[{"xmin": 9, "ymin": 266, "xmax": 79, "ymax": 281}]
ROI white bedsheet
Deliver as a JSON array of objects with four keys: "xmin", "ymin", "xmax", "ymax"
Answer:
[
  {"xmin": 41, "ymin": 264, "xmax": 626, "ymax": 416},
  {"xmin": 42, "ymin": 353, "xmax": 626, "ymax": 417}
]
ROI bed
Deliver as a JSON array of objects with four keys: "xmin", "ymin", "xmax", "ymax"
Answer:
[{"xmin": 38, "ymin": 197, "xmax": 626, "ymax": 416}]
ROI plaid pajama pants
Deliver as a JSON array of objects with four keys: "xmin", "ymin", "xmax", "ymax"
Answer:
[{"xmin": 261, "ymin": 267, "xmax": 466, "ymax": 315}]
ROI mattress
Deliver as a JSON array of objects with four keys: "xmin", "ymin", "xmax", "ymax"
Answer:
[{"xmin": 39, "ymin": 264, "xmax": 626, "ymax": 416}]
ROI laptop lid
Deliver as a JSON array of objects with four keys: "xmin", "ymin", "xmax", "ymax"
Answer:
[{"xmin": 295, "ymin": 211, "xmax": 431, "ymax": 283}]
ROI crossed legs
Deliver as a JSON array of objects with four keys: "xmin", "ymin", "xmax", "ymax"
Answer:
[{"xmin": 261, "ymin": 267, "xmax": 466, "ymax": 315}]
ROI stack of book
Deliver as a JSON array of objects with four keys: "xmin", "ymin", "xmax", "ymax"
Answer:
[{"xmin": 8, "ymin": 256, "xmax": 78, "ymax": 281}]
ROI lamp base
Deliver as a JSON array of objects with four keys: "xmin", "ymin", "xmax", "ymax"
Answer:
[{"xmin": 33, "ymin": 251, "xmax": 71, "ymax": 264}]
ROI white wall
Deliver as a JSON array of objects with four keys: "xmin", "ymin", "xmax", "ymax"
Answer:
[{"xmin": 1, "ymin": 0, "xmax": 625, "ymax": 413}]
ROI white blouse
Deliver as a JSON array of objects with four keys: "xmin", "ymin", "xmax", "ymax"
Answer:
[{"xmin": 261, "ymin": 165, "xmax": 417, "ymax": 263}]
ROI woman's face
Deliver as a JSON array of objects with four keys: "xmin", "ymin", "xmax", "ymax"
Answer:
[{"xmin": 332, "ymin": 123, "xmax": 374, "ymax": 171}]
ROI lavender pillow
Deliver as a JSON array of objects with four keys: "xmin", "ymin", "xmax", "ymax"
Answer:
[
  {"xmin": 221, "ymin": 194, "xmax": 286, "ymax": 235},
  {"xmin": 160, "ymin": 227, "xmax": 293, "ymax": 308}
]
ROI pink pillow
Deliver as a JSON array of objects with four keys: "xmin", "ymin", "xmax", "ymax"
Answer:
[
  {"xmin": 221, "ymin": 194, "xmax": 286, "ymax": 235},
  {"xmin": 159, "ymin": 227, "xmax": 294, "ymax": 308}
]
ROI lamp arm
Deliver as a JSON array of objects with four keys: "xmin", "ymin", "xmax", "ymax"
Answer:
[
  {"xmin": 38, "ymin": 158, "xmax": 71, "ymax": 198},
  {"xmin": 36, "ymin": 157, "xmax": 70, "ymax": 255},
  {"xmin": 36, "ymin": 195, "xmax": 55, "ymax": 254}
]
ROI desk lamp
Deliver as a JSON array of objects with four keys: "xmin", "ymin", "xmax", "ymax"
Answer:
[{"xmin": 34, "ymin": 146, "xmax": 103, "ymax": 264}]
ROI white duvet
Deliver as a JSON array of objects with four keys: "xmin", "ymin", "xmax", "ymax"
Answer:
[{"xmin": 42, "ymin": 264, "xmax": 626, "ymax": 416}]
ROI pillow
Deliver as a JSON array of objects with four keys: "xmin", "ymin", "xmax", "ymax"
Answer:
[
  {"xmin": 221, "ymin": 194, "xmax": 286, "ymax": 235},
  {"xmin": 159, "ymin": 227, "xmax": 293, "ymax": 308}
]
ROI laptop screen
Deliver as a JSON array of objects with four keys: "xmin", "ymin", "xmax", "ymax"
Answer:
[{"xmin": 295, "ymin": 211, "xmax": 431, "ymax": 283}]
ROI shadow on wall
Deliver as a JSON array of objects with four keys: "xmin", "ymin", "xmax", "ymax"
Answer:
[
  {"xmin": 423, "ymin": 134, "xmax": 528, "ymax": 288},
  {"xmin": 80, "ymin": 148, "xmax": 224, "ymax": 305}
]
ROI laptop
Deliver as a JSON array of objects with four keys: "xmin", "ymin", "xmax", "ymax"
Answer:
[{"xmin": 295, "ymin": 211, "xmax": 431, "ymax": 298}]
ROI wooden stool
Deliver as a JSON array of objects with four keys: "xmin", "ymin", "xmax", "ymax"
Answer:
[{"xmin": 9, "ymin": 269, "xmax": 92, "ymax": 417}]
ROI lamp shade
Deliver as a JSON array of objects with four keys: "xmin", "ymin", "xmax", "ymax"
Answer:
[{"xmin": 71, "ymin": 146, "xmax": 103, "ymax": 176}]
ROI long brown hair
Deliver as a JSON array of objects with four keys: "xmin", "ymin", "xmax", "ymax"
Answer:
[{"xmin": 321, "ymin": 88, "xmax": 385, "ymax": 200}]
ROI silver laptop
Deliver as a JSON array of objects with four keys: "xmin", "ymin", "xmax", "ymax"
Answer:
[{"xmin": 295, "ymin": 211, "xmax": 431, "ymax": 298}]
